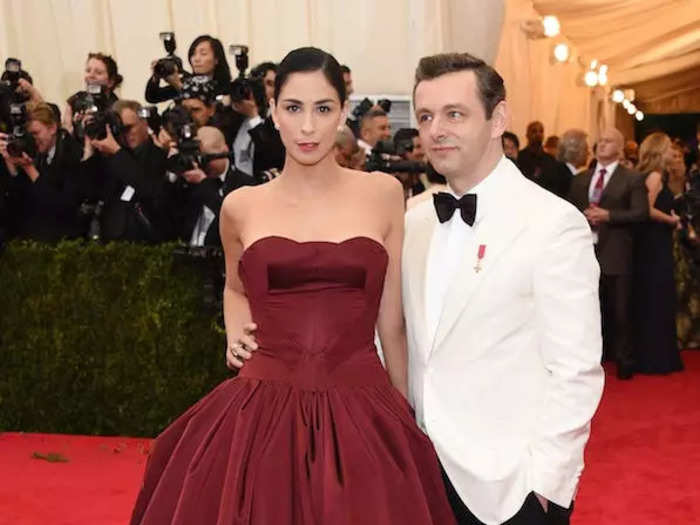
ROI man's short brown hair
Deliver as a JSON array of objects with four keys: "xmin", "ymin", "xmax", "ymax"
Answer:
[{"xmin": 414, "ymin": 52, "xmax": 505, "ymax": 119}]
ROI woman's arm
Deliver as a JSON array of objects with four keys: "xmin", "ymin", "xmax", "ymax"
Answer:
[
  {"xmin": 375, "ymin": 175, "xmax": 409, "ymax": 397},
  {"xmin": 219, "ymin": 189, "xmax": 256, "ymax": 368},
  {"xmin": 646, "ymin": 171, "xmax": 679, "ymax": 226}
]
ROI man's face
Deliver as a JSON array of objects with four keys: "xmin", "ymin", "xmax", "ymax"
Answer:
[
  {"xmin": 263, "ymin": 69, "xmax": 276, "ymax": 102},
  {"xmin": 596, "ymin": 130, "xmax": 623, "ymax": 164},
  {"xmin": 27, "ymin": 120, "xmax": 57, "ymax": 154},
  {"xmin": 343, "ymin": 72, "xmax": 354, "ymax": 96},
  {"xmin": 526, "ymin": 122, "xmax": 544, "ymax": 147},
  {"xmin": 405, "ymin": 136, "xmax": 425, "ymax": 162},
  {"xmin": 502, "ymin": 137, "xmax": 518, "ymax": 160},
  {"xmin": 414, "ymin": 70, "xmax": 497, "ymax": 180},
  {"xmin": 182, "ymin": 98, "xmax": 215, "ymax": 128},
  {"xmin": 120, "ymin": 108, "xmax": 150, "ymax": 150},
  {"xmin": 334, "ymin": 142, "xmax": 355, "ymax": 167},
  {"xmin": 363, "ymin": 116, "xmax": 391, "ymax": 147}
]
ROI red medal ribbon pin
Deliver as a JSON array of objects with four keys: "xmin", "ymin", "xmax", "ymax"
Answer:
[{"xmin": 474, "ymin": 244, "xmax": 486, "ymax": 273}]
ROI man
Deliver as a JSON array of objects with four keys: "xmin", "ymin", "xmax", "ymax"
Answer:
[
  {"xmin": 538, "ymin": 128, "xmax": 588, "ymax": 199},
  {"xmin": 622, "ymin": 139, "xmax": 639, "ymax": 168},
  {"xmin": 334, "ymin": 125, "xmax": 360, "ymax": 168},
  {"xmin": 175, "ymin": 126, "xmax": 255, "ymax": 247},
  {"xmin": 543, "ymin": 135, "xmax": 559, "ymax": 157},
  {"xmin": 90, "ymin": 100, "xmax": 170, "ymax": 242},
  {"xmin": 250, "ymin": 61, "xmax": 277, "ymax": 103},
  {"xmin": 517, "ymin": 120, "xmax": 556, "ymax": 182},
  {"xmin": 340, "ymin": 65, "xmax": 354, "ymax": 97},
  {"xmin": 357, "ymin": 108, "xmax": 391, "ymax": 156},
  {"xmin": 404, "ymin": 52, "xmax": 604, "ymax": 524},
  {"xmin": 501, "ymin": 131, "xmax": 519, "ymax": 162},
  {"xmin": 568, "ymin": 127, "xmax": 648, "ymax": 379}
]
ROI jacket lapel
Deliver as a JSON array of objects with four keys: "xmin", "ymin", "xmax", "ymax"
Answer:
[
  {"xmin": 430, "ymin": 166, "xmax": 528, "ymax": 355},
  {"xmin": 599, "ymin": 165, "xmax": 624, "ymax": 207}
]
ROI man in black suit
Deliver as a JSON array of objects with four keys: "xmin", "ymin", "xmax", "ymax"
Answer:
[
  {"xmin": 90, "ymin": 100, "xmax": 171, "ymax": 242},
  {"xmin": 568, "ymin": 127, "xmax": 649, "ymax": 379},
  {"xmin": 545, "ymin": 128, "xmax": 589, "ymax": 199},
  {"xmin": 517, "ymin": 120, "xmax": 556, "ymax": 183},
  {"xmin": 176, "ymin": 126, "xmax": 255, "ymax": 247}
]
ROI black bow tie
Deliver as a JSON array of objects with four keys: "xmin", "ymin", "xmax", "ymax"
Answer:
[{"xmin": 433, "ymin": 192, "xmax": 477, "ymax": 225}]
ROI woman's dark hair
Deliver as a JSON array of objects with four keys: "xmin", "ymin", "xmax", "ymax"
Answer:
[
  {"xmin": 251, "ymin": 61, "xmax": 277, "ymax": 79},
  {"xmin": 188, "ymin": 35, "xmax": 232, "ymax": 89},
  {"xmin": 87, "ymin": 52, "xmax": 123, "ymax": 89},
  {"xmin": 274, "ymin": 47, "xmax": 346, "ymax": 104}
]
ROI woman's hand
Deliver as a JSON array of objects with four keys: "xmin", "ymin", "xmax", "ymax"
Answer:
[{"xmin": 226, "ymin": 322, "xmax": 258, "ymax": 370}]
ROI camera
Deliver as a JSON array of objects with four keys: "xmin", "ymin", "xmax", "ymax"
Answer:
[
  {"xmin": 1, "ymin": 59, "xmax": 31, "ymax": 131},
  {"xmin": 365, "ymin": 140, "xmax": 426, "ymax": 174},
  {"xmin": 5, "ymin": 103, "xmax": 37, "ymax": 159},
  {"xmin": 351, "ymin": 97, "xmax": 392, "ymax": 121},
  {"xmin": 153, "ymin": 32, "xmax": 185, "ymax": 79},
  {"xmin": 68, "ymin": 84, "xmax": 122, "ymax": 141},
  {"xmin": 228, "ymin": 45, "xmax": 266, "ymax": 110},
  {"xmin": 138, "ymin": 105, "xmax": 161, "ymax": 135}
]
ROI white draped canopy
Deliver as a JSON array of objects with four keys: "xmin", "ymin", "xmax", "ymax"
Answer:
[{"xmin": 1, "ymin": 0, "xmax": 698, "ymax": 141}]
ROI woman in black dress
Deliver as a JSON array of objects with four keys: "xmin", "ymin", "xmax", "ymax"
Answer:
[{"xmin": 633, "ymin": 132, "xmax": 684, "ymax": 374}]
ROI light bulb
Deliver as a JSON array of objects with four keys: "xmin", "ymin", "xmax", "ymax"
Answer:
[
  {"xmin": 635, "ymin": 111, "xmax": 644, "ymax": 121},
  {"xmin": 584, "ymin": 70, "xmax": 598, "ymax": 87},
  {"xmin": 543, "ymin": 16, "xmax": 560, "ymax": 37},
  {"xmin": 599, "ymin": 64, "xmax": 608, "ymax": 75},
  {"xmin": 598, "ymin": 71, "xmax": 608, "ymax": 86},
  {"xmin": 590, "ymin": 59, "xmax": 599, "ymax": 70},
  {"xmin": 622, "ymin": 99, "xmax": 631, "ymax": 109},
  {"xmin": 627, "ymin": 104, "xmax": 636, "ymax": 115},
  {"xmin": 612, "ymin": 90, "xmax": 624, "ymax": 103},
  {"xmin": 553, "ymin": 43, "xmax": 570, "ymax": 62}
]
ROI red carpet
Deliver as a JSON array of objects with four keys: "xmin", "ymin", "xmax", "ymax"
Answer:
[{"xmin": 1, "ymin": 352, "xmax": 699, "ymax": 524}]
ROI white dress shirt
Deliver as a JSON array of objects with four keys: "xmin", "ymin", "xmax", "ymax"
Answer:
[
  {"xmin": 233, "ymin": 115, "xmax": 263, "ymax": 176},
  {"xmin": 587, "ymin": 160, "xmax": 618, "ymax": 202},
  {"xmin": 425, "ymin": 166, "xmax": 499, "ymax": 343},
  {"xmin": 190, "ymin": 160, "xmax": 229, "ymax": 247}
]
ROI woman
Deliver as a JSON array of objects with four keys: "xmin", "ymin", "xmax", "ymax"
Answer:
[
  {"xmin": 145, "ymin": 35, "xmax": 232, "ymax": 104},
  {"xmin": 0, "ymin": 102, "xmax": 84, "ymax": 241},
  {"xmin": 130, "ymin": 47, "xmax": 454, "ymax": 525},
  {"xmin": 632, "ymin": 132, "xmax": 684, "ymax": 374},
  {"xmin": 64, "ymin": 53, "xmax": 123, "ymax": 134}
]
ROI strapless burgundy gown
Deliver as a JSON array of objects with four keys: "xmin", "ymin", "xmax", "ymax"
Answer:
[{"xmin": 130, "ymin": 236, "xmax": 455, "ymax": 524}]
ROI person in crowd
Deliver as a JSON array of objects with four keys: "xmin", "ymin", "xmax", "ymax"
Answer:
[
  {"xmin": 145, "ymin": 35, "xmax": 231, "ymax": 104},
  {"xmin": 622, "ymin": 139, "xmax": 639, "ymax": 169},
  {"xmin": 501, "ymin": 131, "xmax": 519, "ymax": 162},
  {"xmin": 405, "ymin": 165, "xmax": 447, "ymax": 210},
  {"xmin": 340, "ymin": 64, "xmax": 354, "ymax": 96},
  {"xmin": 568, "ymin": 127, "xmax": 649, "ymax": 379},
  {"xmin": 87, "ymin": 100, "xmax": 171, "ymax": 242},
  {"xmin": 537, "ymin": 128, "xmax": 589, "ymax": 199},
  {"xmin": 173, "ymin": 126, "xmax": 255, "ymax": 247},
  {"xmin": 631, "ymin": 132, "xmax": 684, "ymax": 374},
  {"xmin": 333, "ymin": 125, "xmax": 360, "ymax": 168},
  {"xmin": 64, "ymin": 53, "xmax": 123, "ymax": 134},
  {"xmin": 668, "ymin": 141, "xmax": 688, "ymax": 196},
  {"xmin": 517, "ymin": 120, "xmax": 556, "ymax": 182},
  {"xmin": 130, "ymin": 46, "xmax": 455, "ymax": 525},
  {"xmin": 0, "ymin": 102, "xmax": 84, "ymax": 241},
  {"xmin": 250, "ymin": 61, "xmax": 278, "ymax": 104},
  {"xmin": 543, "ymin": 135, "xmax": 559, "ymax": 157},
  {"xmin": 392, "ymin": 127, "xmax": 426, "ymax": 199},
  {"xmin": 357, "ymin": 108, "xmax": 391, "ymax": 156}
]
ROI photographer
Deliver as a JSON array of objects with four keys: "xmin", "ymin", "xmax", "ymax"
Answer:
[
  {"xmin": 172, "ymin": 126, "xmax": 254, "ymax": 246},
  {"xmin": 358, "ymin": 108, "xmax": 391, "ymax": 156},
  {"xmin": 391, "ymin": 128, "xmax": 427, "ymax": 200},
  {"xmin": 88, "ymin": 100, "xmax": 170, "ymax": 242},
  {"xmin": 64, "ymin": 53, "xmax": 123, "ymax": 135},
  {"xmin": 250, "ymin": 61, "xmax": 277, "ymax": 105},
  {"xmin": 146, "ymin": 34, "xmax": 231, "ymax": 104},
  {"xmin": 0, "ymin": 102, "xmax": 84, "ymax": 242}
]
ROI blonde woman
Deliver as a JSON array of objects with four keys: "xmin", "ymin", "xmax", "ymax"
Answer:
[{"xmin": 633, "ymin": 132, "xmax": 684, "ymax": 374}]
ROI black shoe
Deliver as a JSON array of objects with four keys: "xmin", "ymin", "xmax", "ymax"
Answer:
[{"xmin": 617, "ymin": 366, "xmax": 634, "ymax": 380}]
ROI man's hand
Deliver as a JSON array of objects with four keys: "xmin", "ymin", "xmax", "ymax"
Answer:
[
  {"xmin": 181, "ymin": 166, "xmax": 207, "ymax": 185},
  {"xmin": 584, "ymin": 205, "xmax": 610, "ymax": 226},
  {"xmin": 17, "ymin": 78, "xmax": 43, "ymax": 103},
  {"xmin": 90, "ymin": 125, "xmax": 121, "ymax": 156},
  {"xmin": 232, "ymin": 93, "xmax": 259, "ymax": 119},
  {"xmin": 226, "ymin": 322, "xmax": 259, "ymax": 370}
]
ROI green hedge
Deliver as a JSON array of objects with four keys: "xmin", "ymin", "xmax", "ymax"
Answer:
[{"xmin": 0, "ymin": 240, "xmax": 230, "ymax": 437}]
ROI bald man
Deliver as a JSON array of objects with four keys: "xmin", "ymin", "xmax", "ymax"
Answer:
[
  {"xmin": 334, "ymin": 126, "xmax": 360, "ymax": 168},
  {"xmin": 178, "ymin": 126, "xmax": 256, "ymax": 247},
  {"xmin": 568, "ymin": 127, "xmax": 649, "ymax": 379}
]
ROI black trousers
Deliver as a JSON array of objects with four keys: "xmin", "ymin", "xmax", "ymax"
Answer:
[
  {"xmin": 441, "ymin": 466, "xmax": 572, "ymax": 525},
  {"xmin": 599, "ymin": 273, "xmax": 635, "ymax": 370}
]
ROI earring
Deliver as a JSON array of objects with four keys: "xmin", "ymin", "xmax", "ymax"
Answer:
[
  {"xmin": 274, "ymin": 123, "xmax": 280, "ymax": 130},
  {"xmin": 337, "ymin": 125, "xmax": 344, "ymax": 131}
]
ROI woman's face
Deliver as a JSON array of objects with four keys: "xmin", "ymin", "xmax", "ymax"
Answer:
[
  {"xmin": 190, "ymin": 41, "xmax": 218, "ymax": 76},
  {"xmin": 84, "ymin": 58, "xmax": 112, "ymax": 89},
  {"xmin": 272, "ymin": 70, "xmax": 347, "ymax": 167}
]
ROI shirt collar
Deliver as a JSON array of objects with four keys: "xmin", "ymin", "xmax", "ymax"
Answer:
[
  {"xmin": 47, "ymin": 143, "xmax": 57, "ymax": 164},
  {"xmin": 597, "ymin": 160, "xmax": 618, "ymax": 175},
  {"xmin": 446, "ymin": 155, "xmax": 507, "ymax": 224},
  {"xmin": 217, "ymin": 159, "xmax": 230, "ymax": 182}
]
